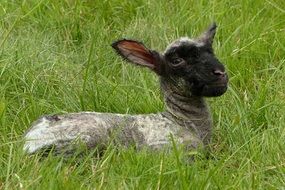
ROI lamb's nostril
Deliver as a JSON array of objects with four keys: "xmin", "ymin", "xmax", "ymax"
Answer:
[{"xmin": 213, "ymin": 70, "xmax": 226, "ymax": 77}]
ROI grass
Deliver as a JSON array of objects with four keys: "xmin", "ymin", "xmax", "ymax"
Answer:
[{"xmin": 0, "ymin": 0, "xmax": 285, "ymax": 189}]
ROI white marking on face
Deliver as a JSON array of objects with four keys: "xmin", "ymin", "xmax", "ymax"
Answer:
[
  {"xmin": 164, "ymin": 37, "xmax": 205, "ymax": 54},
  {"xmin": 179, "ymin": 37, "xmax": 193, "ymax": 43}
]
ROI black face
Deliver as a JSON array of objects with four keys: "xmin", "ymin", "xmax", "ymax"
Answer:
[
  {"xmin": 163, "ymin": 41, "xmax": 228, "ymax": 97},
  {"xmin": 112, "ymin": 23, "xmax": 227, "ymax": 97}
]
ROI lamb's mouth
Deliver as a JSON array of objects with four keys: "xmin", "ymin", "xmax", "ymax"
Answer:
[
  {"xmin": 189, "ymin": 80, "xmax": 228, "ymax": 97},
  {"xmin": 201, "ymin": 83, "xmax": 228, "ymax": 97},
  {"xmin": 207, "ymin": 82, "xmax": 228, "ymax": 87}
]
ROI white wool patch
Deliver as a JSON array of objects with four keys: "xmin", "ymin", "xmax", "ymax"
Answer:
[
  {"xmin": 135, "ymin": 115, "xmax": 174, "ymax": 146},
  {"xmin": 23, "ymin": 114, "xmax": 111, "ymax": 154},
  {"xmin": 23, "ymin": 117, "xmax": 55, "ymax": 153}
]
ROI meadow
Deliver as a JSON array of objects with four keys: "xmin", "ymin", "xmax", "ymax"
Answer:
[{"xmin": 0, "ymin": 0, "xmax": 284, "ymax": 189}]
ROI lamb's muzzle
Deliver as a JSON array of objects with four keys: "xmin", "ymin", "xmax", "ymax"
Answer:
[{"xmin": 24, "ymin": 23, "xmax": 228, "ymax": 155}]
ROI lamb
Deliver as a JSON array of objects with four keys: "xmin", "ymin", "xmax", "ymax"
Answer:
[{"xmin": 23, "ymin": 23, "xmax": 228, "ymax": 155}]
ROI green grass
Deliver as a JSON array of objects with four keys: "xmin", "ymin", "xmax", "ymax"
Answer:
[{"xmin": 1, "ymin": 0, "xmax": 285, "ymax": 189}]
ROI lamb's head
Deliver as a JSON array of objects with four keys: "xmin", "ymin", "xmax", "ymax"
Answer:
[{"xmin": 112, "ymin": 23, "xmax": 228, "ymax": 97}]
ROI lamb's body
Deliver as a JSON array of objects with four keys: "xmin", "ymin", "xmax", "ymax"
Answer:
[
  {"xmin": 24, "ymin": 85, "xmax": 210, "ymax": 154},
  {"xmin": 24, "ymin": 23, "xmax": 228, "ymax": 155},
  {"xmin": 24, "ymin": 112, "xmax": 202, "ymax": 154}
]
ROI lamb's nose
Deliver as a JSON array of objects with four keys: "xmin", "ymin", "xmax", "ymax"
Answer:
[{"xmin": 213, "ymin": 69, "xmax": 226, "ymax": 77}]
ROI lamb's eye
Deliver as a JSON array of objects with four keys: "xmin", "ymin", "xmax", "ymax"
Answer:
[{"xmin": 172, "ymin": 58, "xmax": 185, "ymax": 66}]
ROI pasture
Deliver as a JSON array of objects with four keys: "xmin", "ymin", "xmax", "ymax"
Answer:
[{"xmin": 0, "ymin": 0, "xmax": 284, "ymax": 189}]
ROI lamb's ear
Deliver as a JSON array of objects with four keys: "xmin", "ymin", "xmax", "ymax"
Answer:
[
  {"xmin": 197, "ymin": 22, "xmax": 217, "ymax": 45},
  {"xmin": 112, "ymin": 39, "xmax": 163, "ymax": 74}
]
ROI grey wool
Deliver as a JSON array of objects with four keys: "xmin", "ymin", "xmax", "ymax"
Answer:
[{"xmin": 24, "ymin": 23, "xmax": 228, "ymax": 155}]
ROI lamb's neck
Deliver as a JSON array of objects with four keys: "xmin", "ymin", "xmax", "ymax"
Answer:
[
  {"xmin": 164, "ymin": 91, "xmax": 210, "ymax": 124},
  {"xmin": 160, "ymin": 78, "xmax": 212, "ymax": 144}
]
